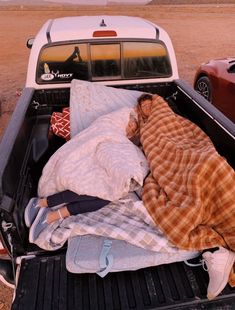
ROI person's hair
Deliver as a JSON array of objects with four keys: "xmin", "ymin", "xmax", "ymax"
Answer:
[
  {"xmin": 127, "ymin": 114, "xmax": 140, "ymax": 145},
  {"xmin": 129, "ymin": 112, "xmax": 138, "ymax": 123},
  {"xmin": 129, "ymin": 114, "xmax": 139, "ymax": 130},
  {"xmin": 137, "ymin": 93, "xmax": 153, "ymax": 105}
]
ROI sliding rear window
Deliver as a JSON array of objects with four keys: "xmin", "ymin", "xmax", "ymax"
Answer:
[{"xmin": 36, "ymin": 41, "xmax": 172, "ymax": 84}]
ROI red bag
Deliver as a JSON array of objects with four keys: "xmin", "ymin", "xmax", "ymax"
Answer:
[{"xmin": 50, "ymin": 107, "xmax": 71, "ymax": 141}]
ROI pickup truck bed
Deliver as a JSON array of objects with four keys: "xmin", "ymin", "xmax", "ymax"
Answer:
[{"xmin": 1, "ymin": 80, "xmax": 235, "ymax": 309}]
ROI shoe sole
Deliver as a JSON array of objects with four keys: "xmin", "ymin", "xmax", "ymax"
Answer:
[
  {"xmin": 207, "ymin": 251, "xmax": 235, "ymax": 300},
  {"xmin": 24, "ymin": 198, "xmax": 37, "ymax": 228}
]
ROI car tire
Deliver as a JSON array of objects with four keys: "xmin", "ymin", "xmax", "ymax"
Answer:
[{"xmin": 195, "ymin": 76, "xmax": 212, "ymax": 102}]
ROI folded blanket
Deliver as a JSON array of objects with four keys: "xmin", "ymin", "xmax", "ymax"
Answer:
[
  {"xmin": 140, "ymin": 95, "xmax": 235, "ymax": 285},
  {"xmin": 66, "ymin": 234, "xmax": 198, "ymax": 277}
]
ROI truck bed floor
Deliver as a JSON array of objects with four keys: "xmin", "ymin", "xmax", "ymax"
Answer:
[{"xmin": 12, "ymin": 254, "xmax": 235, "ymax": 310}]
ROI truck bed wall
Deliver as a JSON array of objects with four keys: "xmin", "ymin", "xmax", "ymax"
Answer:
[{"xmin": 174, "ymin": 79, "xmax": 235, "ymax": 169}]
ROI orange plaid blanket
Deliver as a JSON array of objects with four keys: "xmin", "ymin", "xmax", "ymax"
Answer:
[{"xmin": 140, "ymin": 95, "xmax": 235, "ymax": 285}]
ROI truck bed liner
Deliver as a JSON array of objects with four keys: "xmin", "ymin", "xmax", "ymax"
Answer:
[{"xmin": 12, "ymin": 254, "xmax": 235, "ymax": 309}]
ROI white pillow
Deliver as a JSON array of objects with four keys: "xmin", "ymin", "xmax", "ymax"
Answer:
[{"xmin": 69, "ymin": 79, "xmax": 143, "ymax": 137}]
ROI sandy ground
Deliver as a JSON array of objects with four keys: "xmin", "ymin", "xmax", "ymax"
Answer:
[{"xmin": 0, "ymin": 3, "xmax": 235, "ymax": 309}]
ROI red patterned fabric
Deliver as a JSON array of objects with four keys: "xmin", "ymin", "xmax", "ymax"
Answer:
[{"xmin": 50, "ymin": 107, "xmax": 71, "ymax": 141}]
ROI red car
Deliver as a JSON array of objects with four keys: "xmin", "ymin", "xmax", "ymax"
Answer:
[{"xmin": 194, "ymin": 57, "xmax": 235, "ymax": 123}]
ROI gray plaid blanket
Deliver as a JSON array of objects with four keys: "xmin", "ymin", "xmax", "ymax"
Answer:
[{"xmin": 33, "ymin": 192, "xmax": 198, "ymax": 265}]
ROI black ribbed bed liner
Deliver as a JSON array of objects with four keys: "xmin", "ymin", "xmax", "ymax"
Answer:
[{"xmin": 12, "ymin": 254, "xmax": 235, "ymax": 310}]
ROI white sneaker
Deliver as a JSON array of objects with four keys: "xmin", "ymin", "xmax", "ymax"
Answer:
[{"xmin": 202, "ymin": 247, "xmax": 235, "ymax": 300}]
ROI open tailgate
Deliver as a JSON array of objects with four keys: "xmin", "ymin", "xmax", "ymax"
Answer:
[{"xmin": 12, "ymin": 253, "xmax": 235, "ymax": 309}]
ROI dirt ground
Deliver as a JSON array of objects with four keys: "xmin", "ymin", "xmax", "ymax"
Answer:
[{"xmin": 0, "ymin": 3, "xmax": 235, "ymax": 309}]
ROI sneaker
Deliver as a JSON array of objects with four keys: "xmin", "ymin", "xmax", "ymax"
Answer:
[
  {"xmin": 202, "ymin": 247, "xmax": 235, "ymax": 300},
  {"xmin": 29, "ymin": 208, "xmax": 49, "ymax": 243},
  {"xmin": 24, "ymin": 198, "xmax": 40, "ymax": 228}
]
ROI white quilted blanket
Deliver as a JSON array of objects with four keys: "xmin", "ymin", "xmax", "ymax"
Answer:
[
  {"xmin": 69, "ymin": 79, "xmax": 143, "ymax": 137},
  {"xmin": 38, "ymin": 107, "xmax": 149, "ymax": 201}
]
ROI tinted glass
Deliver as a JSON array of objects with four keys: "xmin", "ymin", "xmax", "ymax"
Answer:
[
  {"xmin": 90, "ymin": 44, "xmax": 121, "ymax": 79},
  {"xmin": 123, "ymin": 42, "xmax": 171, "ymax": 78},
  {"xmin": 36, "ymin": 41, "xmax": 172, "ymax": 84},
  {"xmin": 37, "ymin": 44, "xmax": 89, "ymax": 83}
]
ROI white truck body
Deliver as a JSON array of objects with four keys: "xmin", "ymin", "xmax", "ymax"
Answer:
[{"xmin": 26, "ymin": 15, "xmax": 179, "ymax": 89}]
